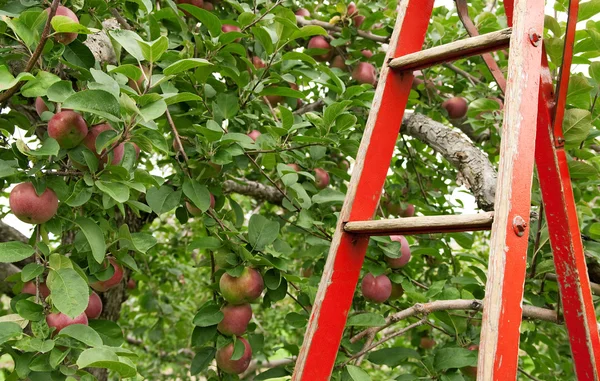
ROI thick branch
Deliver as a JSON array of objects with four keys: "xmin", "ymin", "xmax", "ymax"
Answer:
[
  {"xmin": 0, "ymin": 221, "xmax": 29, "ymax": 295},
  {"xmin": 223, "ymin": 179, "xmax": 284, "ymax": 205},
  {"xmin": 240, "ymin": 358, "xmax": 294, "ymax": 379}
]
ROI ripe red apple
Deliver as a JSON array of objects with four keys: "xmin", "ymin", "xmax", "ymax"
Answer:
[
  {"xmin": 90, "ymin": 258, "xmax": 124, "ymax": 292},
  {"xmin": 35, "ymin": 97, "xmax": 49, "ymax": 116},
  {"xmin": 314, "ymin": 168, "xmax": 330, "ymax": 189},
  {"xmin": 420, "ymin": 337, "xmax": 436, "ymax": 349},
  {"xmin": 202, "ymin": 1, "xmax": 214, "ymax": 10},
  {"xmin": 217, "ymin": 303, "xmax": 252, "ymax": 336},
  {"xmin": 301, "ymin": 266, "xmax": 313, "ymax": 278},
  {"xmin": 252, "ymin": 56, "xmax": 266, "ymax": 69},
  {"xmin": 307, "ymin": 36, "xmax": 332, "ymax": 62},
  {"xmin": 131, "ymin": 142, "xmax": 141, "ymax": 161},
  {"xmin": 222, "ymin": 24, "xmax": 242, "ymax": 42},
  {"xmin": 361, "ymin": 50, "xmax": 373, "ymax": 59},
  {"xmin": 330, "ymin": 55, "xmax": 347, "ymax": 70},
  {"xmin": 347, "ymin": 2, "xmax": 357, "ymax": 16},
  {"xmin": 389, "ymin": 282, "xmax": 404, "ymax": 300},
  {"xmin": 177, "ymin": 0, "xmax": 203, "ymax": 16},
  {"xmin": 185, "ymin": 194, "xmax": 215, "ymax": 216},
  {"xmin": 127, "ymin": 278, "xmax": 136, "ymax": 290},
  {"xmin": 400, "ymin": 204, "xmax": 415, "ymax": 217},
  {"xmin": 21, "ymin": 281, "xmax": 51, "ymax": 298},
  {"xmin": 82, "ymin": 123, "xmax": 124, "ymax": 166},
  {"xmin": 352, "ymin": 62, "xmax": 377, "ymax": 85},
  {"xmin": 287, "ymin": 163, "xmax": 300, "ymax": 172},
  {"xmin": 128, "ymin": 66, "xmax": 151, "ymax": 93},
  {"xmin": 219, "ymin": 268, "xmax": 264, "ymax": 305},
  {"xmin": 295, "ymin": 8, "xmax": 310, "ymax": 17},
  {"xmin": 248, "ymin": 130, "xmax": 261, "ymax": 141},
  {"xmin": 386, "ymin": 235, "xmax": 411, "ymax": 268},
  {"xmin": 353, "ymin": 15, "xmax": 365, "ymax": 28},
  {"xmin": 48, "ymin": 111, "xmax": 88, "ymax": 149},
  {"xmin": 361, "ymin": 273, "xmax": 392, "ymax": 303},
  {"xmin": 10, "ymin": 183, "xmax": 58, "ymax": 224},
  {"xmin": 46, "ymin": 312, "xmax": 88, "ymax": 335},
  {"xmin": 442, "ymin": 97, "xmax": 468, "ymax": 119},
  {"xmin": 84, "ymin": 291, "xmax": 103, "ymax": 319},
  {"xmin": 216, "ymin": 336, "xmax": 252, "ymax": 374},
  {"xmin": 462, "ymin": 344, "xmax": 479, "ymax": 378},
  {"xmin": 45, "ymin": 5, "xmax": 79, "ymax": 45}
]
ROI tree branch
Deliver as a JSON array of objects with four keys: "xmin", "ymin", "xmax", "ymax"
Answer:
[
  {"xmin": 223, "ymin": 178, "xmax": 284, "ymax": 205},
  {"xmin": 295, "ymin": 16, "xmax": 388, "ymax": 43}
]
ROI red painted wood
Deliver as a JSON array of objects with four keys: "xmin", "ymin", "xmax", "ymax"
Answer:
[
  {"xmin": 478, "ymin": 0, "xmax": 545, "ymax": 379},
  {"xmin": 291, "ymin": 1, "xmax": 434, "ymax": 379}
]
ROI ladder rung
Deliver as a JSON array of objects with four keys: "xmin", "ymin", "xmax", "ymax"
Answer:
[
  {"xmin": 343, "ymin": 212, "xmax": 495, "ymax": 235},
  {"xmin": 388, "ymin": 28, "xmax": 512, "ymax": 72}
]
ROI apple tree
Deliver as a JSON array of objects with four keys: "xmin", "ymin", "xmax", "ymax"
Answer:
[{"xmin": 0, "ymin": 0, "xmax": 599, "ymax": 380}]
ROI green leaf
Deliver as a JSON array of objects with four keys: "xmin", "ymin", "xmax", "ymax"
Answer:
[
  {"xmin": 580, "ymin": 0, "xmax": 600, "ymax": 21},
  {"xmin": 163, "ymin": 58, "xmax": 213, "ymax": 76},
  {"xmin": 27, "ymin": 138, "xmax": 60, "ymax": 157},
  {"xmin": 345, "ymin": 365, "xmax": 371, "ymax": 381},
  {"xmin": 138, "ymin": 36, "xmax": 169, "ymax": 63},
  {"xmin": 563, "ymin": 108, "xmax": 592, "ymax": 147},
  {"xmin": 290, "ymin": 25, "xmax": 327, "ymax": 40},
  {"xmin": 190, "ymin": 347, "xmax": 216, "ymax": 375},
  {"xmin": 163, "ymin": 92, "xmax": 203, "ymax": 105},
  {"xmin": 96, "ymin": 181, "xmax": 130, "ymax": 203},
  {"xmin": 74, "ymin": 217, "xmax": 106, "ymax": 264},
  {"xmin": 248, "ymin": 214, "xmax": 279, "ymax": 251},
  {"xmin": 0, "ymin": 242, "xmax": 35, "ymax": 263},
  {"xmin": 20, "ymin": 71, "xmax": 61, "ymax": 98},
  {"xmin": 346, "ymin": 313, "xmax": 386, "ymax": 327},
  {"xmin": 0, "ymin": 322, "xmax": 22, "ymax": 345},
  {"xmin": 183, "ymin": 178, "xmax": 211, "ymax": 212},
  {"xmin": 47, "ymin": 80, "xmax": 76, "ymax": 103},
  {"xmin": 0, "ymin": 65, "xmax": 35, "ymax": 90},
  {"xmin": 66, "ymin": 180, "xmax": 93, "ymax": 207},
  {"xmin": 51, "ymin": 15, "xmax": 93, "ymax": 34},
  {"xmin": 312, "ymin": 189, "xmax": 345, "ymax": 204},
  {"xmin": 88, "ymin": 320, "xmax": 124, "ymax": 347},
  {"xmin": 20, "ymin": 263, "xmax": 45, "ymax": 282},
  {"xmin": 434, "ymin": 347, "xmax": 478, "ymax": 371},
  {"xmin": 15, "ymin": 300, "xmax": 44, "ymax": 321},
  {"xmin": 109, "ymin": 29, "xmax": 145, "ymax": 61},
  {"xmin": 189, "ymin": 237, "xmax": 222, "ymax": 250},
  {"xmin": 130, "ymin": 233, "xmax": 158, "ymax": 254},
  {"xmin": 368, "ymin": 347, "xmax": 420, "ymax": 366},
  {"xmin": 146, "ymin": 185, "xmax": 182, "ymax": 215},
  {"xmin": 179, "ymin": 5, "xmax": 221, "ymax": 36},
  {"xmin": 57, "ymin": 324, "xmax": 103, "ymax": 347},
  {"xmin": 259, "ymin": 87, "xmax": 305, "ymax": 99},
  {"xmin": 192, "ymin": 303, "xmax": 224, "ymax": 327},
  {"xmin": 63, "ymin": 39, "xmax": 96, "ymax": 69},
  {"xmin": 62, "ymin": 90, "xmax": 121, "ymax": 122},
  {"xmin": 46, "ymin": 268, "xmax": 89, "ymax": 318},
  {"xmin": 569, "ymin": 160, "xmax": 598, "ymax": 178},
  {"xmin": 76, "ymin": 347, "xmax": 137, "ymax": 378}
]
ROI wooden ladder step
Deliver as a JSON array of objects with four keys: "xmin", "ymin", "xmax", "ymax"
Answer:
[
  {"xmin": 388, "ymin": 28, "xmax": 512, "ymax": 71},
  {"xmin": 343, "ymin": 212, "xmax": 495, "ymax": 235}
]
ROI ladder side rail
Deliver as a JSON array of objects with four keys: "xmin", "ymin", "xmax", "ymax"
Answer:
[
  {"xmin": 477, "ymin": 0, "xmax": 546, "ymax": 379},
  {"xmin": 291, "ymin": 1, "xmax": 435, "ymax": 379}
]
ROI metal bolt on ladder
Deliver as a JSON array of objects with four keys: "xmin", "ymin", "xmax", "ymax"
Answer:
[{"xmin": 291, "ymin": 0, "xmax": 600, "ymax": 380}]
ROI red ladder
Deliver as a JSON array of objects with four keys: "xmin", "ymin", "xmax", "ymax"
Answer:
[{"xmin": 292, "ymin": 0, "xmax": 600, "ymax": 380}]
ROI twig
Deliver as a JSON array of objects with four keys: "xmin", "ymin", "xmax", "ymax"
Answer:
[
  {"xmin": 246, "ymin": 143, "xmax": 323, "ymax": 154},
  {"xmin": 165, "ymin": 109, "xmax": 190, "ymax": 173},
  {"xmin": 241, "ymin": 0, "xmax": 283, "ymax": 32},
  {"xmin": 295, "ymin": 16, "xmax": 388, "ymax": 43},
  {"xmin": 0, "ymin": 0, "xmax": 61, "ymax": 105},
  {"xmin": 518, "ymin": 368, "xmax": 542, "ymax": 381},
  {"xmin": 294, "ymin": 99, "xmax": 325, "ymax": 115},
  {"xmin": 528, "ymin": 204, "xmax": 545, "ymax": 278},
  {"xmin": 400, "ymin": 133, "xmax": 430, "ymax": 205},
  {"xmin": 110, "ymin": 8, "xmax": 133, "ymax": 30},
  {"xmin": 244, "ymin": 152, "xmax": 299, "ymax": 211},
  {"xmin": 442, "ymin": 63, "xmax": 482, "ymax": 85}
]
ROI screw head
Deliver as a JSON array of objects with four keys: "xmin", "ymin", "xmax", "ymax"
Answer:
[
  {"xmin": 513, "ymin": 215, "xmax": 528, "ymax": 237},
  {"xmin": 529, "ymin": 29, "xmax": 542, "ymax": 47}
]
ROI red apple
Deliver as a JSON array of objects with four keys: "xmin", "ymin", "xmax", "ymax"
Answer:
[
  {"xmin": 45, "ymin": 6, "xmax": 79, "ymax": 45},
  {"xmin": 252, "ymin": 56, "xmax": 266, "ymax": 69},
  {"xmin": 10, "ymin": 183, "xmax": 58, "ymax": 224},
  {"xmin": 131, "ymin": 142, "xmax": 141, "ymax": 161},
  {"xmin": 177, "ymin": 0, "xmax": 203, "ymax": 16},
  {"xmin": 420, "ymin": 337, "xmax": 436, "ymax": 349},
  {"xmin": 186, "ymin": 201, "xmax": 202, "ymax": 216},
  {"xmin": 352, "ymin": 62, "xmax": 377, "ymax": 85},
  {"xmin": 82, "ymin": 123, "xmax": 124, "ymax": 166},
  {"xmin": 353, "ymin": 15, "xmax": 365, "ymax": 28},
  {"xmin": 219, "ymin": 268, "xmax": 264, "ymax": 305},
  {"xmin": 84, "ymin": 291, "xmax": 103, "ymax": 319},
  {"xmin": 21, "ymin": 281, "xmax": 51, "ymax": 298},
  {"xmin": 295, "ymin": 8, "xmax": 310, "ymax": 17},
  {"xmin": 361, "ymin": 50, "xmax": 373, "ymax": 59},
  {"xmin": 216, "ymin": 336, "xmax": 252, "ymax": 374},
  {"xmin": 35, "ymin": 97, "xmax": 49, "ymax": 116},
  {"xmin": 361, "ymin": 273, "xmax": 392, "ymax": 303},
  {"xmin": 347, "ymin": 2, "xmax": 357, "ymax": 16},
  {"xmin": 287, "ymin": 163, "xmax": 300, "ymax": 172},
  {"xmin": 307, "ymin": 36, "xmax": 332, "ymax": 62},
  {"xmin": 48, "ymin": 111, "xmax": 88, "ymax": 149},
  {"xmin": 46, "ymin": 312, "xmax": 88, "ymax": 335},
  {"xmin": 127, "ymin": 278, "xmax": 136, "ymax": 290},
  {"xmin": 301, "ymin": 266, "xmax": 313, "ymax": 278},
  {"xmin": 248, "ymin": 130, "xmax": 261, "ymax": 141},
  {"xmin": 314, "ymin": 168, "xmax": 330, "ymax": 189},
  {"xmin": 400, "ymin": 204, "xmax": 415, "ymax": 217},
  {"xmin": 202, "ymin": 1, "xmax": 214, "ymax": 10},
  {"xmin": 442, "ymin": 97, "xmax": 468, "ymax": 119},
  {"xmin": 217, "ymin": 303, "xmax": 252, "ymax": 336},
  {"xmin": 330, "ymin": 55, "xmax": 347, "ymax": 70},
  {"xmin": 389, "ymin": 282, "xmax": 404, "ymax": 300},
  {"xmin": 222, "ymin": 24, "xmax": 242, "ymax": 42},
  {"xmin": 385, "ymin": 235, "xmax": 411, "ymax": 268},
  {"xmin": 90, "ymin": 258, "xmax": 124, "ymax": 292}
]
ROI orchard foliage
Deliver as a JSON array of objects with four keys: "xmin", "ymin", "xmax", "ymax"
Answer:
[{"xmin": 0, "ymin": 0, "xmax": 599, "ymax": 380}]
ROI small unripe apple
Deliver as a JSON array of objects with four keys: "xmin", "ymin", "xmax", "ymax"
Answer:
[
  {"xmin": 352, "ymin": 62, "xmax": 377, "ymax": 85},
  {"xmin": 127, "ymin": 278, "xmax": 136, "ymax": 290},
  {"xmin": 330, "ymin": 55, "xmax": 347, "ymax": 70},
  {"xmin": 361, "ymin": 50, "xmax": 373, "ymax": 59},
  {"xmin": 21, "ymin": 281, "xmax": 51, "ymax": 298},
  {"xmin": 46, "ymin": 312, "xmax": 88, "ymax": 336},
  {"xmin": 217, "ymin": 303, "xmax": 252, "ymax": 336},
  {"xmin": 219, "ymin": 268, "xmax": 264, "ymax": 305},
  {"xmin": 185, "ymin": 194, "xmax": 215, "ymax": 216},
  {"xmin": 442, "ymin": 97, "xmax": 468, "ymax": 119},
  {"xmin": 307, "ymin": 36, "xmax": 332, "ymax": 62},
  {"xmin": 248, "ymin": 130, "xmax": 261, "ymax": 141},
  {"xmin": 314, "ymin": 168, "xmax": 330, "ymax": 189},
  {"xmin": 295, "ymin": 8, "xmax": 310, "ymax": 17},
  {"xmin": 84, "ymin": 291, "xmax": 103, "ymax": 319},
  {"xmin": 35, "ymin": 97, "xmax": 49, "ymax": 117},
  {"xmin": 252, "ymin": 56, "xmax": 266, "ymax": 69},
  {"xmin": 361, "ymin": 273, "xmax": 392, "ymax": 303},
  {"xmin": 48, "ymin": 110, "xmax": 89, "ymax": 149},
  {"xmin": 420, "ymin": 337, "xmax": 436, "ymax": 349},
  {"xmin": 353, "ymin": 15, "xmax": 365, "ymax": 28},
  {"xmin": 389, "ymin": 282, "xmax": 404, "ymax": 300},
  {"xmin": 287, "ymin": 163, "xmax": 300, "ymax": 172},
  {"xmin": 90, "ymin": 258, "xmax": 124, "ymax": 292},
  {"xmin": 10, "ymin": 183, "xmax": 58, "ymax": 224},
  {"xmin": 216, "ymin": 336, "xmax": 252, "ymax": 374},
  {"xmin": 45, "ymin": 6, "xmax": 79, "ymax": 45},
  {"xmin": 386, "ymin": 235, "xmax": 411, "ymax": 268}
]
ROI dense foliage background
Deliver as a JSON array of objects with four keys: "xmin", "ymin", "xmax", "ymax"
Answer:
[{"xmin": 1, "ymin": 0, "xmax": 599, "ymax": 379}]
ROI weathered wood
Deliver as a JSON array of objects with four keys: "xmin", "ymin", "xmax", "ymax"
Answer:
[
  {"xmin": 388, "ymin": 28, "xmax": 512, "ymax": 71},
  {"xmin": 343, "ymin": 212, "xmax": 494, "ymax": 235}
]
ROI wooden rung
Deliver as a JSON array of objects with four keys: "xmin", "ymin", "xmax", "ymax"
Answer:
[
  {"xmin": 388, "ymin": 28, "xmax": 512, "ymax": 72},
  {"xmin": 343, "ymin": 212, "xmax": 495, "ymax": 236}
]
